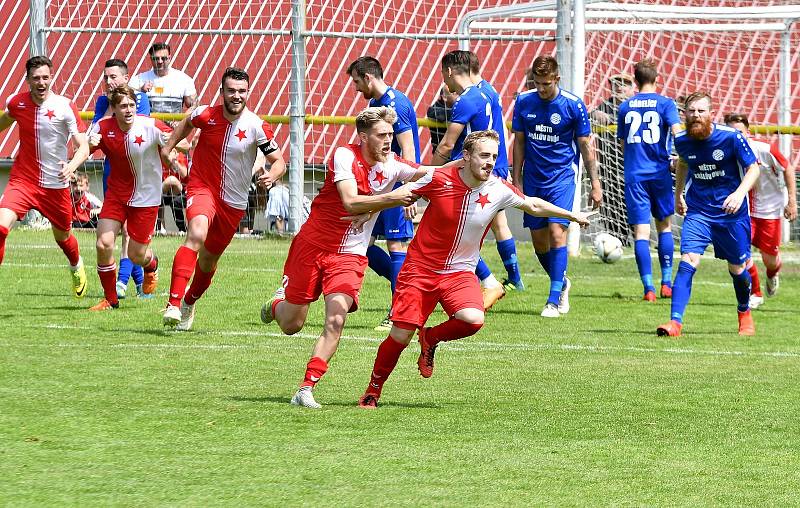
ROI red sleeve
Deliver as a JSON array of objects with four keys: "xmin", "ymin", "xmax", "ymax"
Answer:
[
  {"xmin": 154, "ymin": 118, "xmax": 173, "ymax": 133},
  {"xmin": 769, "ymin": 143, "xmax": 790, "ymax": 170},
  {"xmin": 501, "ymin": 178, "xmax": 524, "ymax": 198},
  {"xmin": 261, "ymin": 123, "xmax": 275, "ymax": 141},
  {"xmin": 395, "ymin": 155, "xmax": 420, "ymax": 169},
  {"xmin": 190, "ymin": 106, "xmax": 213, "ymax": 129}
]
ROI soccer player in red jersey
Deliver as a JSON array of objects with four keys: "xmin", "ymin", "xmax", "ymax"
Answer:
[
  {"xmin": 0, "ymin": 56, "xmax": 90, "ymax": 297},
  {"xmin": 261, "ymin": 106, "xmax": 452, "ymax": 409},
  {"xmin": 724, "ymin": 113, "xmax": 797, "ymax": 308},
  {"xmin": 159, "ymin": 67, "xmax": 286, "ymax": 330},
  {"xmin": 357, "ymin": 130, "xmax": 594, "ymax": 409},
  {"xmin": 81, "ymin": 85, "xmax": 187, "ymax": 310}
]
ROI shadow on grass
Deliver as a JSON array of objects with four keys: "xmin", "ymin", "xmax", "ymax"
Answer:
[{"xmin": 227, "ymin": 395, "xmax": 441, "ymax": 409}]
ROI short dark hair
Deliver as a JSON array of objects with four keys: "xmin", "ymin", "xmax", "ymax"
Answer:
[
  {"xmin": 467, "ymin": 51, "xmax": 480, "ymax": 75},
  {"xmin": 104, "ymin": 58, "xmax": 128, "ymax": 74},
  {"xmin": 346, "ymin": 56, "xmax": 383, "ymax": 79},
  {"xmin": 25, "ymin": 56, "xmax": 53, "ymax": 78},
  {"xmin": 684, "ymin": 91, "xmax": 712, "ymax": 111},
  {"xmin": 148, "ymin": 42, "xmax": 171, "ymax": 56},
  {"xmin": 108, "ymin": 85, "xmax": 137, "ymax": 107},
  {"xmin": 441, "ymin": 50, "xmax": 472, "ymax": 75},
  {"xmin": 633, "ymin": 58, "xmax": 657, "ymax": 87},
  {"xmin": 531, "ymin": 56, "xmax": 559, "ymax": 78},
  {"xmin": 221, "ymin": 66, "xmax": 250, "ymax": 86},
  {"xmin": 724, "ymin": 112, "xmax": 749, "ymax": 129}
]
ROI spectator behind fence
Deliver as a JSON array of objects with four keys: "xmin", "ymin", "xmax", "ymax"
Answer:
[
  {"xmin": 426, "ymin": 86, "xmax": 458, "ymax": 155},
  {"xmin": 71, "ymin": 172, "xmax": 102, "ymax": 229},
  {"xmin": 160, "ymin": 149, "xmax": 189, "ymax": 233},
  {"xmin": 130, "ymin": 42, "xmax": 197, "ymax": 114}
]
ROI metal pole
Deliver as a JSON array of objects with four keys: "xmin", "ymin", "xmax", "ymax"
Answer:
[
  {"xmin": 29, "ymin": 0, "xmax": 47, "ymax": 56},
  {"xmin": 779, "ymin": 22, "xmax": 792, "ymax": 242},
  {"xmin": 288, "ymin": 0, "xmax": 307, "ymax": 234}
]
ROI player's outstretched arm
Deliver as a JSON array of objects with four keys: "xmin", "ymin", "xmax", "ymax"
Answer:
[
  {"xmin": 0, "ymin": 112, "xmax": 15, "ymax": 133},
  {"xmin": 577, "ymin": 136, "xmax": 602, "ymax": 209},
  {"xmin": 674, "ymin": 158, "xmax": 688, "ymax": 216},
  {"xmin": 61, "ymin": 132, "xmax": 90, "ymax": 182},
  {"xmin": 784, "ymin": 163, "xmax": 798, "ymax": 221},
  {"xmin": 336, "ymin": 179, "xmax": 418, "ymax": 215},
  {"xmin": 160, "ymin": 115, "xmax": 194, "ymax": 164},
  {"xmin": 722, "ymin": 162, "xmax": 760, "ymax": 215},
  {"xmin": 517, "ymin": 196, "xmax": 596, "ymax": 228},
  {"xmin": 431, "ymin": 122, "xmax": 465, "ymax": 166}
]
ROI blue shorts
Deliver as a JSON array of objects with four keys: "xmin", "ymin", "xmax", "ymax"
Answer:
[
  {"xmin": 372, "ymin": 206, "xmax": 413, "ymax": 241},
  {"xmin": 522, "ymin": 183, "xmax": 575, "ymax": 230},
  {"xmin": 493, "ymin": 165, "xmax": 509, "ymax": 180},
  {"xmin": 625, "ymin": 174, "xmax": 674, "ymax": 225},
  {"xmin": 680, "ymin": 213, "xmax": 751, "ymax": 265}
]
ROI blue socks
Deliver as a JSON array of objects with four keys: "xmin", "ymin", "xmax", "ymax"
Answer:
[
  {"xmin": 131, "ymin": 264, "xmax": 144, "ymax": 286},
  {"xmin": 367, "ymin": 245, "xmax": 392, "ymax": 280},
  {"xmin": 535, "ymin": 251, "xmax": 550, "ymax": 277},
  {"xmin": 496, "ymin": 238, "xmax": 521, "ymax": 285},
  {"xmin": 730, "ymin": 269, "xmax": 752, "ymax": 313},
  {"xmin": 117, "ymin": 257, "xmax": 133, "ymax": 285},
  {"xmin": 547, "ymin": 246, "xmax": 568, "ymax": 305},
  {"xmin": 670, "ymin": 261, "xmax": 696, "ymax": 323},
  {"xmin": 475, "ymin": 257, "xmax": 492, "ymax": 281},
  {"xmin": 389, "ymin": 251, "xmax": 406, "ymax": 294},
  {"xmin": 635, "ymin": 239, "xmax": 655, "ymax": 293},
  {"xmin": 658, "ymin": 231, "xmax": 674, "ymax": 287}
]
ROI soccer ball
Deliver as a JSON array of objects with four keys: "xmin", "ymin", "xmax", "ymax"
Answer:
[{"xmin": 593, "ymin": 232, "xmax": 623, "ymax": 264}]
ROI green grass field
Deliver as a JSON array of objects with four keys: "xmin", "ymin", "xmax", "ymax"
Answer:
[{"xmin": 2, "ymin": 228, "xmax": 800, "ymax": 506}]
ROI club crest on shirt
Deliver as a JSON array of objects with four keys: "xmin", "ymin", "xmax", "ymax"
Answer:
[
  {"xmin": 550, "ymin": 113, "xmax": 562, "ymax": 125},
  {"xmin": 712, "ymin": 149, "xmax": 724, "ymax": 161}
]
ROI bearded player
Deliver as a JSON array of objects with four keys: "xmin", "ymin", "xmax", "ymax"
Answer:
[
  {"xmin": 160, "ymin": 67, "xmax": 286, "ymax": 330},
  {"xmin": 357, "ymin": 130, "xmax": 594, "ymax": 409},
  {"xmin": 0, "ymin": 56, "xmax": 89, "ymax": 297}
]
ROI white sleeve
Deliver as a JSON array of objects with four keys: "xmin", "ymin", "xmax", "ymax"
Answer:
[
  {"xmin": 128, "ymin": 74, "xmax": 143, "ymax": 90},
  {"xmin": 393, "ymin": 157, "xmax": 421, "ymax": 182},
  {"xmin": 332, "ymin": 147, "xmax": 356, "ymax": 183}
]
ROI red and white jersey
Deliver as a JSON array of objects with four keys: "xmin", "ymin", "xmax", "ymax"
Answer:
[
  {"xmin": 4, "ymin": 91, "xmax": 85, "ymax": 189},
  {"xmin": 90, "ymin": 116, "xmax": 171, "ymax": 207},
  {"xmin": 297, "ymin": 144, "xmax": 420, "ymax": 255},
  {"xmin": 187, "ymin": 105, "xmax": 278, "ymax": 210},
  {"xmin": 748, "ymin": 139, "xmax": 790, "ymax": 219},
  {"xmin": 406, "ymin": 165, "xmax": 525, "ymax": 274}
]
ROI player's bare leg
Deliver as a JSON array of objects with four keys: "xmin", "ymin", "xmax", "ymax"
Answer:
[
  {"xmin": 92, "ymin": 218, "xmax": 123, "ymax": 310},
  {"xmin": 291, "ymin": 293, "xmax": 352, "ymax": 409},
  {"xmin": 127, "ymin": 237, "xmax": 159, "ymax": 296},
  {"xmin": 52, "ymin": 224, "xmax": 86, "ymax": 299}
]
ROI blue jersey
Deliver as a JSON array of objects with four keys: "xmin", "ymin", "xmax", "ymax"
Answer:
[
  {"xmin": 450, "ymin": 85, "xmax": 509, "ymax": 174},
  {"xmin": 92, "ymin": 91, "xmax": 151, "ymax": 123},
  {"xmin": 476, "ymin": 80, "xmax": 509, "ymax": 177},
  {"xmin": 617, "ymin": 93, "xmax": 680, "ymax": 183},
  {"xmin": 674, "ymin": 124, "xmax": 757, "ymax": 221},
  {"xmin": 369, "ymin": 86, "xmax": 420, "ymax": 163},
  {"xmin": 512, "ymin": 88, "xmax": 591, "ymax": 189}
]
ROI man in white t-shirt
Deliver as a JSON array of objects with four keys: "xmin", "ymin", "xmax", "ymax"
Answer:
[
  {"xmin": 130, "ymin": 42, "xmax": 197, "ymax": 113},
  {"xmin": 725, "ymin": 113, "xmax": 797, "ymax": 307}
]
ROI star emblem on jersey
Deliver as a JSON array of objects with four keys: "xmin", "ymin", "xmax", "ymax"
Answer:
[
  {"xmin": 45, "ymin": 109, "xmax": 55, "ymax": 121},
  {"xmin": 550, "ymin": 113, "xmax": 562, "ymax": 125},
  {"xmin": 134, "ymin": 135, "xmax": 144, "ymax": 146},
  {"xmin": 476, "ymin": 193, "xmax": 491, "ymax": 209},
  {"xmin": 712, "ymin": 149, "xmax": 724, "ymax": 161},
  {"xmin": 235, "ymin": 129, "xmax": 247, "ymax": 141},
  {"xmin": 372, "ymin": 170, "xmax": 387, "ymax": 186}
]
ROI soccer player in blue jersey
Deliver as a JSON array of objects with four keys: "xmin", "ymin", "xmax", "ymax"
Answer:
[
  {"xmin": 347, "ymin": 56, "xmax": 421, "ymax": 330},
  {"xmin": 512, "ymin": 56, "xmax": 602, "ymax": 318},
  {"xmin": 617, "ymin": 58, "xmax": 682, "ymax": 302},
  {"xmin": 91, "ymin": 59, "xmax": 153, "ymax": 300},
  {"xmin": 656, "ymin": 92, "xmax": 760, "ymax": 337},
  {"xmin": 431, "ymin": 50, "xmax": 519, "ymax": 310}
]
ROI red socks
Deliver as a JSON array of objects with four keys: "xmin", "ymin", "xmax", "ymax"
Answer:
[
  {"xmin": 427, "ymin": 317, "xmax": 483, "ymax": 344},
  {"xmin": 0, "ymin": 225, "xmax": 8, "ymax": 265},
  {"xmin": 747, "ymin": 260, "xmax": 762, "ymax": 296},
  {"xmin": 56, "ymin": 235, "xmax": 81, "ymax": 266},
  {"xmin": 169, "ymin": 246, "xmax": 198, "ymax": 306},
  {"xmin": 367, "ymin": 336, "xmax": 408, "ymax": 394},
  {"xmin": 300, "ymin": 356, "xmax": 328, "ymax": 388},
  {"xmin": 767, "ymin": 259, "xmax": 782, "ymax": 279},
  {"xmin": 184, "ymin": 265, "xmax": 216, "ymax": 305},
  {"xmin": 97, "ymin": 262, "xmax": 118, "ymax": 305}
]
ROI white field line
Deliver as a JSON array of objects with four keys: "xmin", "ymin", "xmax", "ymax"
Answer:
[{"xmin": 4, "ymin": 323, "xmax": 800, "ymax": 360}]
